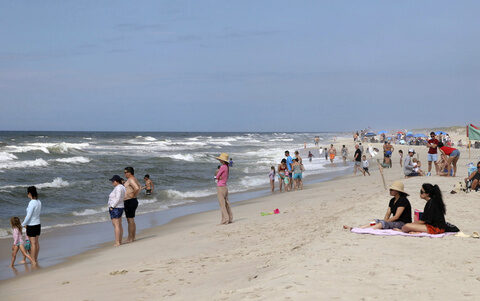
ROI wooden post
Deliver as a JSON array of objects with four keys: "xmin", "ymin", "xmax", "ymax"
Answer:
[
  {"xmin": 469, "ymin": 139, "xmax": 471, "ymax": 159},
  {"xmin": 376, "ymin": 159, "xmax": 387, "ymax": 190}
]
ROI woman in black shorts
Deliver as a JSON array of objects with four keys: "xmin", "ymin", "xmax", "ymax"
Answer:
[{"xmin": 21, "ymin": 186, "xmax": 42, "ymax": 262}]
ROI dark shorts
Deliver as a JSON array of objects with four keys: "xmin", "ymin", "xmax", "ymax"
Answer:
[
  {"xmin": 26, "ymin": 224, "xmax": 41, "ymax": 237},
  {"xmin": 375, "ymin": 219, "xmax": 405, "ymax": 229},
  {"xmin": 109, "ymin": 207, "xmax": 124, "ymax": 219},
  {"xmin": 124, "ymin": 198, "xmax": 138, "ymax": 218},
  {"xmin": 384, "ymin": 151, "xmax": 392, "ymax": 157},
  {"xmin": 407, "ymin": 172, "xmax": 419, "ymax": 177},
  {"xmin": 363, "ymin": 167, "xmax": 369, "ymax": 172}
]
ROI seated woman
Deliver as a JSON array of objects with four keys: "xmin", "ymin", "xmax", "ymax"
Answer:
[
  {"xmin": 465, "ymin": 161, "xmax": 480, "ymax": 191},
  {"xmin": 401, "ymin": 183, "xmax": 446, "ymax": 234},
  {"xmin": 344, "ymin": 181, "xmax": 412, "ymax": 230}
]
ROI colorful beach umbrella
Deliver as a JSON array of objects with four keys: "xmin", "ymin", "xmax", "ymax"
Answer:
[
  {"xmin": 406, "ymin": 132, "xmax": 413, "ymax": 137},
  {"xmin": 435, "ymin": 131, "xmax": 447, "ymax": 135},
  {"xmin": 377, "ymin": 130, "xmax": 388, "ymax": 135},
  {"xmin": 365, "ymin": 132, "xmax": 376, "ymax": 137},
  {"xmin": 414, "ymin": 133, "xmax": 427, "ymax": 138}
]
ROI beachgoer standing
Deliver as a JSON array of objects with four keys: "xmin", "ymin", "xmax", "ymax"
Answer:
[
  {"xmin": 362, "ymin": 155, "xmax": 370, "ymax": 176},
  {"xmin": 308, "ymin": 151, "xmax": 314, "ymax": 162},
  {"xmin": 285, "ymin": 151, "xmax": 294, "ymax": 190},
  {"xmin": 353, "ymin": 144, "xmax": 362, "ymax": 175},
  {"xmin": 292, "ymin": 158, "xmax": 303, "ymax": 190},
  {"xmin": 359, "ymin": 143, "xmax": 364, "ymax": 154},
  {"xmin": 341, "ymin": 145, "xmax": 348, "ymax": 164},
  {"xmin": 123, "ymin": 167, "xmax": 141, "ymax": 243},
  {"xmin": 22, "ymin": 186, "xmax": 41, "ymax": 263},
  {"xmin": 328, "ymin": 144, "xmax": 337, "ymax": 164},
  {"xmin": 229, "ymin": 158, "xmax": 233, "ymax": 167},
  {"xmin": 294, "ymin": 150, "xmax": 303, "ymax": 164},
  {"xmin": 216, "ymin": 153, "xmax": 233, "ymax": 224},
  {"xmin": 269, "ymin": 166, "xmax": 275, "ymax": 192},
  {"xmin": 10, "ymin": 217, "xmax": 36, "ymax": 267},
  {"xmin": 324, "ymin": 148, "xmax": 328, "ymax": 160},
  {"xmin": 142, "ymin": 174, "xmax": 154, "ymax": 195},
  {"xmin": 108, "ymin": 175, "xmax": 126, "ymax": 246},
  {"xmin": 383, "ymin": 142, "xmax": 394, "ymax": 167},
  {"xmin": 398, "ymin": 150, "xmax": 403, "ymax": 168},
  {"xmin": 278, "ymin": 159, "xmax": 288, "ymax": 192},
  {"xmin": 426, "ymin": 132, "xmax": 439, "ymax": 176}
]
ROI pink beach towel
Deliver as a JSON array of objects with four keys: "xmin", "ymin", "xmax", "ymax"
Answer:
[{"xmin": 351, "ymin": 228, "xmax": 456, "ymax": 238}]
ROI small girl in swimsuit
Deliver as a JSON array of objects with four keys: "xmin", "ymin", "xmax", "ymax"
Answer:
[
  {"xmin": 10, "ymin": 217, "xmax": 36, "ymax": 267},
  {"xmin": 269, "ymin": 166, "xmax": 275, "ymax": 192}
]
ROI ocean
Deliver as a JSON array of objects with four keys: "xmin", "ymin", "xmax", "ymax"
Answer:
[{"xmin": 0, "ymin": 131, "xmax": 347, "ymax": 239}]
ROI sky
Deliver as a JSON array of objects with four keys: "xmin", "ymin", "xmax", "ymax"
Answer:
[{"xmin": 0, "ymin": 1, "xmax": 479, "ymax": 132}]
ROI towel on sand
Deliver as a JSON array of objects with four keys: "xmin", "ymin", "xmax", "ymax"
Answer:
[{"xmin": 351, "ymin": 228, "xmax": 456, "ymax": 238}]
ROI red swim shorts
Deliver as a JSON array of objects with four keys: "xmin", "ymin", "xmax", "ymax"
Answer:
[{"xmin": 426, "ymin": 224, "xmax": 445, "ymax": 234}]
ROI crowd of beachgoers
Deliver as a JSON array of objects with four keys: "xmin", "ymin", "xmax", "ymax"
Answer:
[{"xmin": 8, "ymin": 128, "xmax": 477, "ymax": 272}]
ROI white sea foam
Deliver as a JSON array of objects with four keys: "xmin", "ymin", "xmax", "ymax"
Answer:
[
  {"xmin": 0, "ymin": 152, "xmax": 17, "ymax": 162},
  {"xmin": 36, "ymin": 177, "xmax": 70, "ymax": 189},
  {"xmin": 72, "ymin": 207, "xmax": 108, "ymax": 216},
  {"xmin": 5, "ymin": 142, "xmax": 90, "ymax": 154},
  {"xmin": 170, "ymin": 154, "xmax": 195, "ymax": 162},
  {"xmin": 239, "ymin": 176, "xmax": 269, "ymax": 187},
  {"xmin": 144, "ymin": 136, "xmax": 157, "ymax": 141},
  {"xmin": 0, "ymin": 158, "xmax": 48, "ymax": 170},
  {"xmin": 54, "ymin": 156, "xmax": 91, "ymax": 164},
  {"xmin": 167, "ymin": 189, "xmax": 216, "ymax": 199}
]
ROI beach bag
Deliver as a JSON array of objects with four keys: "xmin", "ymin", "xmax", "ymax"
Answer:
[{"xmin": 445, "ymin": 222, "xmax": 460, "ymax": 233}]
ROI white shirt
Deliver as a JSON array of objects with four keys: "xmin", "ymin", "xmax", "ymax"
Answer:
[
  {"xmin": 362, "ymin": 160, "xmax": 369, "ymax": 168},
  {"xmin": 22, "ymin": 199, "xmax": 42, "ymax": 227},
  {"xmin": 108, "ymin": 185, "xmax": 126, "ymax": 208}
]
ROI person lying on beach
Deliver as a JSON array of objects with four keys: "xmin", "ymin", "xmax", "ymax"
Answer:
[
  {"xmin": 344, "ymin": 181, "xmax": 411, "ymax": 230},
  {"xmin": 400, "ymin": 184, "xmax": 447, "ymax": 234},
  {"xmin": 465, "ymin": 161, "xmax": 480, "ymax": 191}
]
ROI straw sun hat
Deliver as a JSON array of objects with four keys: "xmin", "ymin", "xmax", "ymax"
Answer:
[
  {"xmin": 216, "ymin": 153, "xmax": 229, "ymax": 163},
  {"xmin": 389, "ymin": 181, "xmax": 409, "ymax": 195}
]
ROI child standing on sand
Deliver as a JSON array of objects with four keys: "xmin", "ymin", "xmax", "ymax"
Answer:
[
  {"xmin": 398, "ymin": 150, "xmax": 403, "ymax": 168},
  {"xmin": 10, "ymin": 217, "xmax": 36, "ymax": 267},
  {"xmin": 362, "ymin": 155, "xmax": 370, "ymax": 176},
  {"xmin": 269, "ymin": 166, "xmax": 275, "ymax": 192}
]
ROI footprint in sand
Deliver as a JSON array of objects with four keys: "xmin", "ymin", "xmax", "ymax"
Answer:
[{"xmin": 109, "ymin": 270, "xmax": 128, "ymax": 275}]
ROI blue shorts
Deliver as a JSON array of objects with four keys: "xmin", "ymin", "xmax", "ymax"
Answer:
[
  {"xmin": 109, "ymin": 207, "xmax": 124, "ymax": 219},
  {"xmin": 427, "ymin": 154, "xmax": 438, "ymax": 162},
  {"xmin": 293, "ymin": 173, "xmax": 302, "ymax": 180},
  {"xmin": 384, "ymin": 151, "xmax": 392, "ymax": 157},
  {"xmin": 450, "ymin": 149, "xmax": 460, "ymax": 158}
]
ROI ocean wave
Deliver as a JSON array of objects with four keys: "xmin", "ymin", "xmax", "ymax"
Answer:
[
  {"xmin": 239, "ymin": 176, "xmax": 270, "ymax": 187},
  {"xmin": 36, "ymin": 177, "xmax": 70, "ymax": 189},
  {"xmin": 166, "ymin": 188, "xmax": 216, "ymax": 199},
  {"xmin": 0, "ymin": 177, "xmax": 69, "ymax": 190},
  {"xmin": 72, "ymin": 207, "xmax": 107, "ymax": 216},
  {"xmin": 53, "ymin": 156, "xmax": 91, "ymax": 164},
  {"xmin": 144, "ymin": 136, "xmax": 157, "ymax": 141},
  {"xmin": 0, "ymin": 158, "xmax": 48, "ymax": 170},
  {"xmin": 5, "ymin": 142, "xmax": 90, "ymax": 154},
  {"xmin": 0, "ymin": 152, "xmax": 17, "ymax": 162}
]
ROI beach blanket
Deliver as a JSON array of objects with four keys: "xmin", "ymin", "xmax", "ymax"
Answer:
[{"xmin": 351, "ymin": 228, "xmax": 456, "ymax": 238}]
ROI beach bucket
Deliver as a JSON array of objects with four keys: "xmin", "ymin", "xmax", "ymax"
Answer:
[
  {"xmin": 273, "ymin": 208, "xmax": 280, "ymax": 214},
  {"xmin": 414, "ymin": 209, "xmax": 423, "ymax": 222}
]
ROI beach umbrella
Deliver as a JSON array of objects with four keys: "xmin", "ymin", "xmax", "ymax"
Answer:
[
  {"xmin": 396, "ymin": 131, "xmax": 405, "ymax": 134},
  {"xmin": 365, "ymin": 132, "xmax": 376, "ymax": 137},
  {"xmin": 414, "ymin": 133, "xmax": 427, "ymax": 138},
  {"xmin": 377, "ymin": 130, "xmax": 388, "ymax": 135},
  {"xmin": 435, "ymin": 131, "xmax": 447, "ymax": 135},
  {"xmin": 406, "ymin": 132, "xmax": 413, "ymax": 137}
]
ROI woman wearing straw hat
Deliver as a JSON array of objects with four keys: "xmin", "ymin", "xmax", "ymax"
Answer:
[
  {"xmin": 343, "ymin": 181, "xmax": 412, "ymax": 230},
  {"xmin": 215, "ymin": 153, "xmax": 233, "ymax": 225}
]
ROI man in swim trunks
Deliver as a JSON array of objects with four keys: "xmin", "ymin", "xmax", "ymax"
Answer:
[
  {"xmin": 124, "ymin": 166, "xmax": 141, "ymax": 243},
  {"xmin": 142, "ymin": 174, "xmax": 154, "ymax": 195},
  {"xmin": 383, "ymin": 142, "xmax": 394, "ymax": 167},
  {"xmin": 328, "ymin": 144, "xmax": 336, "ymax": 164}
]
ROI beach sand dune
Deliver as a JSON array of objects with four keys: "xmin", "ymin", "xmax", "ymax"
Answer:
[{"xmin": 2, "ymin": 141, "xmax": 480, "ymax": 300}]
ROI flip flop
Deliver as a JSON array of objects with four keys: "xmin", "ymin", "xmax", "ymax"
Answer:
[{"xmin": 472, "ymin": 232, "xmax": 479, "ymax": 239}]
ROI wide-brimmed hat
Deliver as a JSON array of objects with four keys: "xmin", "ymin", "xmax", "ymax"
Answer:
[
  {"xmin": 389, "ymin": 181, "xmax": 408, "ymax": 195},
  {"xmin": 216, "ymin": 153, "xmax": 229, "ymax": 163}
]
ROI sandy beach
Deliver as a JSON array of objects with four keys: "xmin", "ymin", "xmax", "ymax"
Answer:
[{"xmin": 2, "ymin": 135, "xmax": 480, "ymax": 300}]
